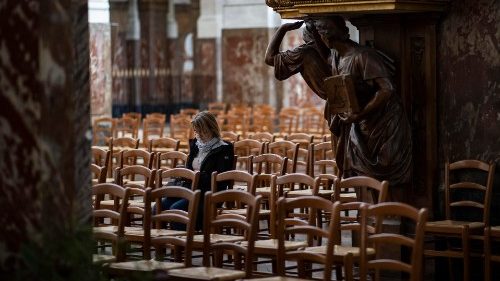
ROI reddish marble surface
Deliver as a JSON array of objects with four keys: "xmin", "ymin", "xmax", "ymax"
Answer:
[
  {"xmin": 194, "ymin": 39, "xmax": 216, "ymax": 106},
  {"xmin": 90, "ymin": 23, "xmax": 112, "ymax": 116},
  {"xmin": 0, "ymin": 0, "xmax": 92, "ymax": 277},
  {"xmin": 222, "ymin": 28, "xmax": 270, "ymax": 105}
]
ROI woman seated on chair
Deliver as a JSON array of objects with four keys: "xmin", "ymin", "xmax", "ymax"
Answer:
[{"xmin": 158, "ymin": 111, "xmax": 235, "ymax": 230}]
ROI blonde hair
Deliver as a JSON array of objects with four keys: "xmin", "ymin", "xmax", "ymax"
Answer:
[{"xmin": 191, "ymin": 111, "xmax": 221, "ymax": 139}]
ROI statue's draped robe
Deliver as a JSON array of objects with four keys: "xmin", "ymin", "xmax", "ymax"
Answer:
[{"xmin": 330, "ymin": 46, "xmax": 412, "ymax": 186}]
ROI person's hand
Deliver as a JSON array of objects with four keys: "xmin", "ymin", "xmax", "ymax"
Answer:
[{"xmin": 279, "ymin": 21, "xmax": 304, "ymax": 32}]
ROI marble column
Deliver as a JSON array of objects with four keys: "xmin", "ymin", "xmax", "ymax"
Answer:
[{"xmin": 0, "ymin": 0, "xmax": 93, "ymax": 278}]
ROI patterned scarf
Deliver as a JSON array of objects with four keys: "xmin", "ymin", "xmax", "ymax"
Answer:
[{"xmin": 195, "ymin": 137, "xmax": 220, "ymax": 153}]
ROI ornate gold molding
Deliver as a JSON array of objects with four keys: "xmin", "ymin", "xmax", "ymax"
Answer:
[{"xmin": 266, "ymin": 0, "xmax": 450, "ymax": 19}]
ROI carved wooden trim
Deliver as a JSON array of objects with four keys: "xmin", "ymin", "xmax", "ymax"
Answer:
[{"xmin": 266, "ymin": 0, "xmax": 450, "ymax": 18}]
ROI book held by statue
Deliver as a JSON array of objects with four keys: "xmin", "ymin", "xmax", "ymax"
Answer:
[{"xmin": 324, "ymin": 74, "xmax": 359, "ymax": 115}]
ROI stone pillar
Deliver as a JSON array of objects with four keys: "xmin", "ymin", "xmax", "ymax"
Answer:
[
  {"xmin": 195, "ymin": 0, "xmax": 218, "ymax": 108},
  {"xmin": 89, "ymin": 0, "xmax": 112, "ymax": 118},
  {"xmin": 0, "ymin": 0, "xmax": 92, "ymax": 278}
]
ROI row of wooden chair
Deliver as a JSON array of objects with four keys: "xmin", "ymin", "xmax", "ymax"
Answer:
[
  {"xmin": 93, "ymin": 168, "xmax": 421, "ymax": 280},
  {"xmin": 92, "ymin": 157, "xmax": 497, "ymax": 280}
]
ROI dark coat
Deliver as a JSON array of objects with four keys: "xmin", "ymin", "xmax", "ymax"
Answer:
[{"xmin": 186, "ymin": 139, "xmax": 234, "ymax": 194}]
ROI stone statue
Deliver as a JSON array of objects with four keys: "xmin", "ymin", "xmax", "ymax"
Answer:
[
  {"xmin": 265, "ymin": 16, "xmax": 412, "ymax": 192},
  {"xmin": 315, "ymin": 15, "xmax": 412, "ymax": 188}
]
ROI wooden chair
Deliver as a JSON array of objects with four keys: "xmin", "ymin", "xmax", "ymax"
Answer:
[
  {"xmin": 91, "ymin": 163, "xmax": 107, "ymax": 186},
  {"xmin": 250, "ymin": 153, "xmax": 288, "ymax": 177},
  {"xmin": 92, "ymin": 147, "xmax": 111, "ymax": 183},
  {"xmin": 281, "ymin": 173, "xmax": 323, "ymax": 199},
  {"xmin": 108, "ymin": 137, "xmax": 140, "ymax": 178},
  {"xmin": 275, "ymin": 196, "xmax": 336, "ymax": 280},
  {"xmin": 485, "ymin": 225, "xmax": 500, "ymax": 281},
  {"xmin": 106, "ymin": 187, "xmax": 201, "ymax": 276},
  {"xmin": 149, "ymin": 137, "xmax": 180, "ymax": 153},
  {"xmin": 122, "ymin": 187, "xmax": 152, "ymax": 259},
  {"xmin": 119, "ymin": 149, "xmax": 154, "ymax": 169},
  {"xmin": 93, "ymin": 183, "xmax": 129, "ymax": 263},
  {"xmin": 157, "ymin": 168, "xmax": 199, "ymax": 191},
  {"xmin": 145, "ymin": 112, "xmax": 166, "ymax": 123},
  {"xmin": 300, "ymin": 107, "xmax": 326, "ymax": 138},
  {"xmin": 424, "ymin": 160, "xmax": 495, "ymax": 281},
  {"xmin": 225, "ymin": 113, "xmax": 250, "ymax": 138},
  {"xmin": 142, "ymin": 116, "xmax": 165, "ymax": 148},
  {"xmin": 167, "ymin": 190, "xmax": 262, "ymax": 281},
  {"xmin": 123, "ymin": 112, "xmax": 142, "ymax": 122},
  {"xmin": 221, "ymin": 131, "xmax": 240, "ymax": 142},
  {"xmin": 285, "ymin": 133, "xmax": 313, "ymax": 174},
  {"xmin": 359, "ymin": 202, "xmax": 429, "ymax": 281},
  {"xmin": 248, "ymin": 132, "xmax": 275, "ymax": 143},
  {"xmin": 170, "ymin": 114, "xmax": 193, "ymax": 152},
  {"xmin": 115, "ymin": 165, "xmax": 156, "ymax": 189},
  {"xmin": 309, "ymin": 142, "xmax": 338, "ymax": 195},
  {"xmin": 268, "ymin": 140, "xmax": 299, "ymax": 173},
  {"xmin": 115, "ymin": 116, "xmax": 139, "ymax": 138},
  {"xmin": 156, "ymin": 151, "xmax": 188, "ymax": 171},
  {"xmin": 233, "ymin": 139, "xmax": 265, "ymax": 172},
  {"xmin": 333, "ymin": 176, "xmax": 389, "ymax": 206},
  {"xmin": 93, "ymin": 117, "xmax": 115, "ymax": 146}
]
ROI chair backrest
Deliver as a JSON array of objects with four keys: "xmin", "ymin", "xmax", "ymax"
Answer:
[
  {"xmin": 250, "ymin": 153, "xmax": 288, "ymax": 176},
  {"xmin": 93, "ymin": 183, "xmax": 130, "ymax": 262},
  {"xmin": 170, "ymin": 114, "xmax": 193, "ymax": 141},
  {"xmin": 149, "ymin": 186, "xmax": 201, "ymax": 267},
  {"xmin": 91, "ymin": 163, "xmax": 107, "ymax": 185},
  {"xmin": 92, "ymin": 146, "xmax": 110, "ymax": 167},
  {"xmin": 145, "ymin": 113, "xmax": 166, "ymax": 123},
  {"xmin": 112, "ymin": 137, "xmax": 140, "ymax": 150},
  {"xmin": 269, "ymin": 174, "xmax": 320, "ymax": 235},
  {"xmin": 156, "ymin": 151, "xmax": 188, "ymax": 171},
  {"xmin": 158, "ymin": 168, "xmax": 199, "ymax": 191},
  {"xmin": 359, "ymin": 202, "xmax": 428, "ymax": 281},
  {"xmin": 93, "ymin": 117, "xmax": 115, "ymax": 145},
  {"xmin": 334, "ymin": 176, "xmax": 389, "ymax": 204},
  {"xmin": 119, "ymin": 149, "xmax": 154, "ymax": 169},
  {"xmin": 267, "ymin": 140, "xmax": 299, "ymax": 173},
  {"xmin": 276, "ymin": 196, "xmax": 336, "ymax": 280},
  {"xmin": 248, "ymin": 132, "xmax": 275, "ymax": 143},
  {"xmin": 309, "ymin": 141, "xmax": 338, "ymax": 177},
  {"xmin": 203, "ymin": 190, "xmax": 262, "ymax": 277},
  {"xmin": 233, "ymin": 139, "xmax": 265, "ymax": 172},
  {"xmin": 211, "ymin": 170, "xmax": 257, "ymax": 194},
  {"xmin": 142, "ymin": 116, "xmax": 165, "ymax": 147},
  {"xmin": 115, "ymin": 165, "xmax": 156, "ymax": 188},
  {"xmin": 115, "ymin": 116, "xmax": 139, "ymax": 138},
  {"xmin": 221, "ymin": 131, "xmax": 240, "ymax": 142},
  {"xmin": 444, "ymin": 159, "xmax": 495, "ymax": 224},
  {"xmin": 149, "ymin": 137, "xmax": 180, "ymax": 153},
  {"xmin": 92, "ymin": 183, "xmax": 129, "ymax": 232},
  {"xmin": 300, "ymin": 107, "xmax": 325, "ymax": 135}
]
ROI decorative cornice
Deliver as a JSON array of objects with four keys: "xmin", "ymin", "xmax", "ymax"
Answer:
[{"xmin": 266, "ymin": 0, "xmax": 450, "ymax": 19}]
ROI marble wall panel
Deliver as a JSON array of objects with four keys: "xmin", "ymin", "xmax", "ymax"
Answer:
[
  {"xmin": 222, "ymin": 28, "xmax": 270, "ymax": 105},
  {"xmin": 438, "ymin": 0, "xmax": 500, "ymax": 223},
  {"xmin": 194, "ymin": 39, "xmax": 217, "ymax": 107},
  {"xmin": 438, "ymin": 0, "xmax": 499, "ymax": 162},
  {"xmin": 90, "ymin": 23, "xmax": 112, "ymax": 117},
  {"xmin": 0, "ymin": 0, "xmax": 92, "ymax": 278}
]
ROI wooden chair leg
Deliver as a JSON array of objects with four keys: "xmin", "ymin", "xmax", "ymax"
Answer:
[
  {"xmin": 462, "ymin": 227, "xmax": 470, "ymax": 281},
  {"xmin": 485, "ymin": 228, "xmax": 491, "ymax": 281},
  {"xmin": 344, "ymin": 254, "xmax": 354, "ymax": 281}
]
